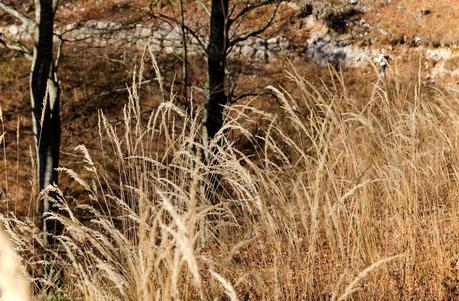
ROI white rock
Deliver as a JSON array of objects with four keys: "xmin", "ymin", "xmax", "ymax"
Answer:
[
  {"xmin": 86, "ymin": 20, "xmax": 97, "ymax": 27},
  {"xmin": 8, "ymin": 25, "xmax": 19, "ymax": 36},
  {"xmin": 267, "ymin": 37, "xmax": 278, "ymax": 45},
  {"xmin": 65, "ymin": 23, "xmax": 78, "ymax": 31},
  {"xmin": 279, "ymin": 40, "xmax": 289, "ymax": 49},
  {"xmin": 164, "ymin": 46, "xmax": 175, "ymax": 53},
  {"xmin": 255, "ymin": 49, "xmax": 266, "ymax": 61},
  {"xmin": 136, "ymin": 39, "xmax": 147, "ymax": 49},
  {"xmin": 96, "ymin": 21, "xmax": 108, "ymax": 30},
  {"xmin": 241, "ymin": 45, "xmax": 254, "ymax": 57},
  {"xmin": 303, "ymin": 15, "xmax": 317, "ymax": 30},
  {"xmin": 159, "ymin": 23, "xmax": 173, "ymax": 32},
  {"xmin": 152, "ymin": 31, "xmax": 163, "ymax": 40},
  {"xmin": 109, "ymin": 23, "xmax": 122, "ymax": 30},
  {"xmin": 165, "ymin": 30, "xmax": 181, "ymax": 42},
  {"xmin": 140, "ymin": 27, "xmax": 151, "ymax": 38},
  {"xmin": 149, "ymin": 42, "xmax": 161, "ymax": 52}
]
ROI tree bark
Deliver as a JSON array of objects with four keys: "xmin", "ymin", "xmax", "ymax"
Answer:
[
  {"xmin": 205, "ymin": 0, "xmax": 228, "ymax": 140},
  {"xmin": 31, "ymin": 0, "xmax": 61, "ymax": 241},
  {"xmin": 203, "ymin": 0, "xmax": 229, "ymax": 208}
]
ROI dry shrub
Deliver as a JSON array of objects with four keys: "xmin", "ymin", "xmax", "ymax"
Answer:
[{"xmin": 2, "ymin": 49, "xmax": 459, "ymax": 300}]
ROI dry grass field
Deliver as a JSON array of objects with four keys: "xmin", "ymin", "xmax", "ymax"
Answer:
[
  {"xmin": 3, "ymin": 1, "xmax": 459, "ymax": 300},
  {"xmin": 2, "ymin": 50, "xmax": 459, "ymax": 299}
]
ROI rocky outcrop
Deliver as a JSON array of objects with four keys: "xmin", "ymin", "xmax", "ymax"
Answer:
[{"xmin": 1, "ymin": 12, "xmax": 385, "ymax": 68}]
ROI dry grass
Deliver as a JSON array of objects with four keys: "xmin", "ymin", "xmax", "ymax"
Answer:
[
  {"xmin": 2, "ymin": 49, "xmax": 459, "ymax": 300},
  {"xmin": 366, "ymin": 0, "xmax": 459, "ymax": 47}
]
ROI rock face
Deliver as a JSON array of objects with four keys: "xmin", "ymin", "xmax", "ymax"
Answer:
[
  {"xmin": 0, "ymin": 19, "xmax": 379, "ymax": 67},
  {"xmin": 0, "ymin": 20, "xmax": 297, "ymax": 62},
  {"xmin": 0, "ymin": 2, "xmax": 381, "ymax": 68},
  {"xmin": 426, "ymin": 48, "xmax": 459, "ymax": 78},
  {"xmin": 307, "ymin": 31, "xmax": 379, "ymax": 67}
]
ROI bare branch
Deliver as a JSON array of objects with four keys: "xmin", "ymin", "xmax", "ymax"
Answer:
[
  {"xmin": 229, "ymin": 0, "xmax": 276, "ymax": 24},
  {"xmin": 148, "ymin": 7, "xmax": 208, "ymax": 51},
  {"xmin": 196, "ymin": 0, "xmax": 211, "ymax": 17},
  {"xmin": 178, "ymin": 0, "xmax": 189, "ymax": 111},
  {"xmin": 88, "ymin": 79, "xmax": 153, "ymax": 100},
  {"xmin": 54, "ymin": 34, "xmax": 63, "ymax": 68},
  {"xmin": 228, "ymin": 0, "xmax": 282, "ymax": 49},
  {"xmin": 0, "ymin": 35, "xmax": 32, "ymax": 59},
  {"xmin": 228, "ymin": 91, "xmax": 274, "ymax": 105},
  {"xmin": 0, "ymin": 2, "xmax": 35, "ymax": 26}
]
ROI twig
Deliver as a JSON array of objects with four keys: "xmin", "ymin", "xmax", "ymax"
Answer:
[
  {"xmin": 228, "ymin": 0, "xmax": 282, "ymax": 49},
  {"xmin": 0, "ymin": 2, "xmax": 35, "ymax": 26},
  {"xmin": 149, "ymin": 11, "xmax": 208, "ymax": 51},
  {"xmin": 88, "ymin": 79, "xmax": 153, "ymax": 100},
  {"xmin": 0, "ymin": 36, "xmax": 32, "ymax": 59}
]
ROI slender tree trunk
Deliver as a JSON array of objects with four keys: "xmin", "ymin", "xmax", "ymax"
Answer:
[
  {"xmin": 179, "ymin": 0, "xmax": 188, "ymax": 103},
  {"xmin": 203, "ymin": 0, "xmax": 229, "ymax": 208},
  {"xmin": 205, "ymin": 0, "xmax": 228, "ymax": 140},
  {"xmin": 31, "ymin": 0, "xmax": 61, "ymax": 242}
]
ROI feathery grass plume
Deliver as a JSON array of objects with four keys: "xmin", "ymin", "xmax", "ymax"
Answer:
[
  {"xmin": 336, "ymin": 254, "xmax": 405, "ymax": 301},
  {"xmin": 210, "ymin": 269, "xmax": 239, "ymax": 301}
]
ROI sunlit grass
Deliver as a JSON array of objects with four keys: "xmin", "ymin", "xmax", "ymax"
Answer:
[{"xmin": 2, "ymin": 48, "xmax": 459, "ymax": 300}]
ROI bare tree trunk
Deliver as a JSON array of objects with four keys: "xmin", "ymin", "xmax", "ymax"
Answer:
[
  {"xmin": 179, "ymin": 0, "xmax": 188, "ymax": 104},
  {"xmin": 205, "ymin": 0, "xmax": 228, "ymax": 141},
  {"xmin": 202, "ymin": 0, "xmax": 229, "ymax": 208},
  {"xmin": 31, "ymin": 0, "xmax": 61, "ymax": 243}
]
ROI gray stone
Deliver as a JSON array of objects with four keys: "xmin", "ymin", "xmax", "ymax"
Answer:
[
  {"xmin": 267, "ymin": 37, "xmax": 278, "ymax": 45},
  {"xmin": 159, "ymin": 23, "xmax": 173, "ymax": 32},
  {"xmin": 86, "ymin": 20, "xmax": 97, "ymax": 28},
  {"xmin": 140, "ymin": 27, "xmax": 151, "ymax": 38},
  {"xmin": 8, "ymin": 25, "xmax": 19, "ymax": 36},
  {"xmin": 109, "ymin": 22, "xmax": 122, "ymax": 30},
  {"xmin": 136, "ymin": 39, "xmax": 147, "ymax": 49},
  {"xmin": 164, "ymin": 46, "xmax": 175, "ymax": 54},
  {"xmin": 152, "ymin": 31, "xmax": 163, "ymax": 40},
  {"xmin": 279, "ymin": 40, "xmax": 289, "ymax": 49},
  {"xmin": 266, "ymin": 50, "xmax": 275, "ymax": 62},
  {"xmin": 303, "ymin": 15, "xmax": 317, "ymax": 30},
  {"xmin": 149, "ymin": 42, "xmax": 161, "ymax": 52},
  {"xmin": 65, "ymin": 23, "xmax": 78, "ymax": 31},
  {"xmin": 255, "ymin": 49, "xmax": 266, "ymax": 61},
  {"xmin": 241, "ymin": 45, "xmax": 254, "ymax": 58},
  {"xmin": 239, "ymin": 38, "xmax": 253, "ymax": 46},
  {"xmin": 165, "ymin": 30, "xmax": 181, "ymax": 42},
  {"xmin": 96, "ymin": 21, "xmax": 108, "ymax": 30}
]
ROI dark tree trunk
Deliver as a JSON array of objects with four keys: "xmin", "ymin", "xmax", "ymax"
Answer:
[
  {"xmin": 206, "ymin": 0, "xmax": 228, "ymax": 140},
  {"xmin": 31, "ymin": 0, "xmax": 61, "ymax": 242},
  {"xmin": 204, "ymin": 0, "xmax": 229, "ymax": 207}
]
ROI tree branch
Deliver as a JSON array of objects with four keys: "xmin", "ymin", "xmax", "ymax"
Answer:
[
  {"xmin": 54, "ymin": 34, "xmax": 64, "ymax": 68},
  {"xmin": 0, "ymin": 2, "xmax": 35, "ymax": 26},
  {"xmin": 0, "ymin": 35, "xmax": 32, "ymax": 59},
  {"xmin": 228, "ymin": 0, "xmax": 282, "ymax": 49},
  {"xmin": 149, "ymin": 11, "xmax": 208, "ymax": 51},
  {"xmin": 228, "ymin": 91, "xmax": 274, "ymax": 105},
  {"xmin": 229, "ymin": 0, "xmax": 276, "ymax": 24}
]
